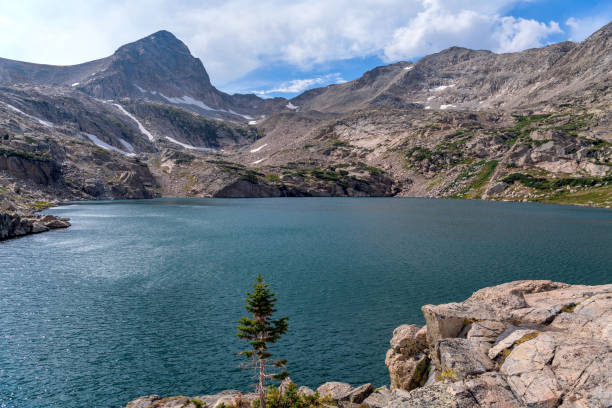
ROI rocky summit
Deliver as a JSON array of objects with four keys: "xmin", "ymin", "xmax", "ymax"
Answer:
[
  {"xmin": 1, "ymin": 23, "xmax": 611, "ymax": 239},
  {"xmin": 125, "ymin": 280, "xmax": 612, "ymax": 408}
]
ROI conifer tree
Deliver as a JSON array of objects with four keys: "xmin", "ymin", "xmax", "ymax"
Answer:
[{"xmin": 237, "ymin": 274, "xmax": 289, "ymax": 408}]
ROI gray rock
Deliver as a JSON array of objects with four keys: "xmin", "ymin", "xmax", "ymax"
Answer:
[
  {"xmin": 317, "ymin": 382, "xmax": 353, "ymax": 402},
  {"xmin": 436, "ymin": 338, "xmax": 494, "ymax": 379},
  {"xmin": 362, "ymin": 386, "xmax": 391, "ymax": 408},
  {"xmin": 385, "ymin": 324, "xmax": 430, "ymax": 391},
  {"xmin": 501, "ymin": 332, "xmax": 563, "ymax": 407},
  {"xmin": 31, "ymin": 222, "xmax": 49, "ymax": 233},
  {"xmin": 298, "ymin": 386, "xmax": 315, "ymax": 396},
  {"xmin": 347, "ymin": 383, "xmax": 373, "ymax": 403},
  {"xmin": 125, "ymin": 395, "xmax": 161, "ymax": 408},
  {"xmin": 487, "ymin": 328, "xmax": 538, "ymax": 359}
]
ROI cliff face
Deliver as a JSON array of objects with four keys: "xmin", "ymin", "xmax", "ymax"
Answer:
[{"xmin": 125, "ymin": 280, "xmax": 612, "ymax": 408}]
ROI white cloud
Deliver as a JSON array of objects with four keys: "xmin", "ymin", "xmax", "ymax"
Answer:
[
  {"xmin": 253, "ymin": 73, "xmax": 345, "ymax": 95},
  {"xmin": 0, "ymin": 0, "xmax": 583, "ymax": 86},
  {"xmin": 566, "ymin": 16, "xmax": 610, "ymax": 42},
  {"xmin": 383, "ymin": 2, "xmax": 562, "ymax": 60}
]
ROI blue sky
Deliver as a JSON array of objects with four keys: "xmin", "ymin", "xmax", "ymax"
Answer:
[{"xmin": 0, "ymin": 1, "xmax": 610, "ymax": 99}]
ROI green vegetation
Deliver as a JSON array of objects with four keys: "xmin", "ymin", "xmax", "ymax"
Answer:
[
  {"xmin": 437, "ymin": 366, "xmax": 458, "ymax": 382},
  {"xmin": 448, "ymin": 160, "xmax": 488, "ymax": 198},
  {"xmin": 0, "ymin": 147, "xmax": 50, "ymax": 161},
  {"xmin": 29, "ymin": 200, "xmax": 53, "ymax": 210},
  {"xmin": 514, "ymin": 332, "xmax": 540, "ymax": 346},
  {"xmin": 538, "ymin": 184, "xmax": 612, "ymax": 207},
  {"xmin": 190, "ymin": 398, "xmax": 206, "ymax": 408},
  {"xmin": 241, "ymin": 170, "xmax": 262, "ymax": 184},
  {"xmin": 409, "ymin": 358, "xmax": 431, "ymax": 389},
  {"xmin": 471, "ymin": 160, "xmax": 498, "ymax": 189},
  {"xmin": 330, "ymin": 139, "xmax": 350, "ymax": 147},
  {"xmin": 266, "ymin": 174, "xmax": 281, "ymax": 182},
  {"xmin": 561, "ymin": 303, "xmax": 578, "ymax": 313},
  {"xmin": 406, "ymin": 146, "xmax": 434, "ymax": 161},
  {"xmin": 237, "ymin": 275, "xmax": 289, "ymax": 408},
  {"xmin": 310, "ymin": 169, "xmax": 342, "ymax": 181},
  {"xmin": 502, "ymin": 173, "xmax": 612, "ymax": 190},
  {"xmin": 361, "ymin": 166, "xmax": 384, "ymax": 176},
  {"xmin": 464, "ymin": 160, "xmax": 498, "ymax": 198},
  {"xmin": 552, "ymin": 113, "xmax": 593, "ymax": 136},
  {"xmin": 264, "ymin": 383, "xmax": 335, "ymax": 408}
]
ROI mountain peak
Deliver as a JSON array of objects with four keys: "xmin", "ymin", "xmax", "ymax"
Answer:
[{"xmin": 115, "ymin": 30, "xmax": 191, "ymax": 57}]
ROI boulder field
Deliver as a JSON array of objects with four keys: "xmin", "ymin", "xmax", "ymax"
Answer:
[{"xmin": 126, "ymin": 280, "xmax": 611, "ymax": 407}]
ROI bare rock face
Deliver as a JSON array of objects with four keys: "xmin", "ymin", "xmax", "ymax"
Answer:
[
  {"xmin": 435, "ymin": 338, "xmax": 494, "ymax": 379},
  {"xmin": 316, "ymin": 381, "xmax": 354, "ymax": 403},
  {"xmin": 387, "ymin": 281, "xmax": 612, "ymax": 408},
  {"xmin": 362, "ymin": 386, "xmax": 391, "ymax": 408},
  {"xmin": 385, "ymin": 324, "xmax": 430, "ymax": 391},
  {"xmin": 126, "ymin": 395, "xmax": 161, "ymax": 408}
]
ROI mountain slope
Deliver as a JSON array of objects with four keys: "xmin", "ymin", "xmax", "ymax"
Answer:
[
  {"xmin": 288, "ymin": 22, "xmax": 612, "ymax": 114},
  {"xmin": 0, "ymin": 31, "xmax": 285, "ymax": 122},
  {"xmin": 1, "ymin": 23, "xmax": 611, "ymax": 222}
]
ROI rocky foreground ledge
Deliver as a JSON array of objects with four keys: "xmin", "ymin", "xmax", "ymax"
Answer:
[
  {"xmin": 0, "ymin": 212, "xmax": 70, "ymax": 240},
  {"xmin": 126, "ymin": 281, "xmax": 612, "ymax": 408}
]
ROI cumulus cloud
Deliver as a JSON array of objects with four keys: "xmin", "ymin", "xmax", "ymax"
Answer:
[
  {"xmin": 0, "ymin": 0, "xmax": 582, "ymax": 87},
  {"xmin": 383, "ymin": 2, "xmax": 562, "ymax": 60},
  {"xmin": 252, "ymin": 73, "xmax": 345, "ymax": 95},
  {"xmin": 566, "ymin": 16, "xmax": 610, "ymax": 42}
]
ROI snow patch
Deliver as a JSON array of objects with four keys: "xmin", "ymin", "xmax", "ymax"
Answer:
[
  {"xmin": 161, "ymin": 94, "xmax": 213, "ymax": 111},
  {"xmin": 165, "ymin": 136, "xmax": 216, "ymax": 151},
  {"xmin": 427, "ymin": 95, "xmax": 436, "ymax": 101},
  {"xmin": 84, "ymin": 133, "xmax": 135, "ymax": 156},
  {"xmin": 251, "ymin": 158, "xmax": 265, "ymax": 164},
  {"xmin": 424, "ymin": 106, "xmax": 431, "ymax": 110},
  {"xmin": 71, "ymin": 82, "xmax": 79, "ymax": 87},
  {"xmin": 134, "ymin": 84, "xmax": 147, "ymax": 93},
  {"xmin": 228, "ymin": 109, "xmax": 254, "ymax": 120},
  {"xmin": 404, "ymin": 66, "xmax": 414, "ymax": 71},
  {"xmin": 2, "ymin": 102, "xmax": 54, "ymax": 127},
  {"xmin": 118, "ymin": 139, "xmax": 135, "ymax": 153},
  {"xmin": 250, "ymin": 143, "xmax": 267, "ymax": 153},
  {"xmin": 286, "ymin": 102, "xmax": 298, "ymax": 110},
  {"xmin": 430, "ymin": 84, "xmax": 456, "ymax": 92},
  {"xmin": 248, "ymin": 120, "xmax": 258, "ymax": 125},
  {"xmin": 112, "ymin": 103, "xmax": 155, "ymax": 142},
  {"xmin": 440, "ymin": 104, "xmax": 456, "ymax": 110}
]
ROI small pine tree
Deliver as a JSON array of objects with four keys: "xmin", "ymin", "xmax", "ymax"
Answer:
[{"xmin": 237, "ymin": 274, "xmax": 289, "ymax": 408}]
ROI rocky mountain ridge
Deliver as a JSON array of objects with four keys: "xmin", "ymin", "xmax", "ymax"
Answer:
[
  {"xmin": 125, "ymin": 280, "xmax": 612, "ymax": 408},
  {"xmin": 1, "ymin": 22, "xmax": 611, "ymax": 240},
  {"xmin": 0, "ymin": 30, "xmax": 285, "ymax": 122}
]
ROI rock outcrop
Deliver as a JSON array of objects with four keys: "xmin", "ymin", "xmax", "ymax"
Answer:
[
  {"xmin": 125, "ymin": 281, "xmax": 611, "ymax": 408},
  {"xmin": 385, "ymin": 280, "xmax": 612, "ymax": 408},
  {"xmin": 0, "ymin": 212, "xmax": 69, "ymax": 240}
]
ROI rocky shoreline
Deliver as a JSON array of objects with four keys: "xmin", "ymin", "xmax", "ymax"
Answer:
[
  {"xmin": 126, "ymin": 280, "xmax": 611, "ymax": 408},
  {"xmin": 0, "ymin": 211, "xmax": 70, "ymax": 241}
]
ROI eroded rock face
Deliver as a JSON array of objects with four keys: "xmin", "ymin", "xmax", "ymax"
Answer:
[
  {"xmin": 388, "ymin": 280, "xmax": 612, "ymax": 408},
  {"xmin": 385, "ymin": 324, "xmax": 430, "ymax": 391}
]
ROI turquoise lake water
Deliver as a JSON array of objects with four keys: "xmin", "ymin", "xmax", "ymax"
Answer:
[{"xmin": 1, "ymin": 198, "xmax": 611, "ymax": 408}]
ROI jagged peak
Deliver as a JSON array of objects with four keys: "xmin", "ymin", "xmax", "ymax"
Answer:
[{"xmin": 114, "ymin": 30, "xmax": 191, "ymax": 57}]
